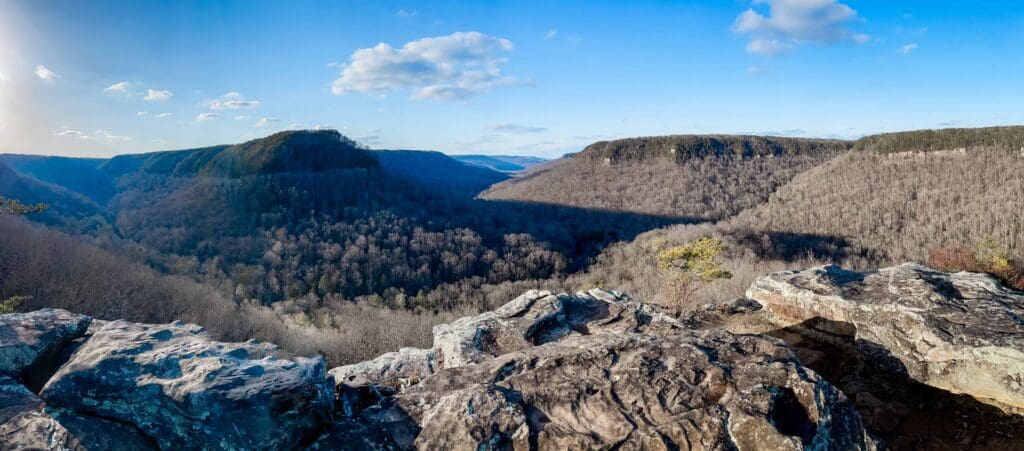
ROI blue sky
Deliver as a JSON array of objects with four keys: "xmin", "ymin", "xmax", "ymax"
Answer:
[{"xmin": 1, "ymin": 0, "xmax": 1023, "ymax": 158}]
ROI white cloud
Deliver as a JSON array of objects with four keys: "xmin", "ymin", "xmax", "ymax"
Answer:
[
  {"xmin": 545, "ymin": 29, "xmax": 558, "ymax": 39},
  {"xmin": 94, "ymin": 129, "xmax": 132, "ymax": 142},
  {"xmin": 35, "ymin": 65, "xmax": 57, "ymax": 81},
  {"xmin": 289, "ymin": 122, "xmax": 303, "ymax": 129},
  {"xmin": 209, "ymin": 92, "xmax": 261, "ymax": 110},
  {"xmin": 489, "ymin": 123, "xmax": 547, "ymax": 134},
  {"xmin": 104, "ymin": 81, "xmax": 132, "ymax": 94},
  {"xmin": 233, "ymin": 115, "xmax": 250, "ymax": 121},
  {"xmin": 900, "ymin": 43, "xmax": 918, "ymax": 54},
  {"xmin": 154, "ymin": 112, "xmax": 172, "ymax": 118},
  {"xmin": 136, "ymin": 111, "xmax": 149, "ymax": 116},
  {"xmin": 144, "ymin": 88, "xmax": 173, "ymax": 101},
  {"xmin": 53, "ymin": 129, "xmax": 85, "ymax": 138},
  {"xmin": 734, "ymin": 0, "xmax": 869, "ymax": 56},
  {"xmin": 397, "ymin": 9, "xmax": 417, "ymax": 17},
  {"xmin": 196, "ymin": 112, "xmax": 220, "ymax": 122},
  {"xmin": 256, "ymin": 117, "xmax": 280, "ymax": 127},
  {"xmin": 331, "ymin": 31, "xmax": 519, "ymax": 101}
]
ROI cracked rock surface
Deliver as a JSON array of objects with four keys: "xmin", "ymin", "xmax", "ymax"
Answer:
[
  {"xmin": 325, "ymin": 289, "xmax": 875, "ymax": 450},
  {"xmin": 40, "ymin": 319, "xmax": 334, "ymax": 450},
  {"xmin": 747, "ymin": 263, "xmax": 1024, "ymax": 414}
]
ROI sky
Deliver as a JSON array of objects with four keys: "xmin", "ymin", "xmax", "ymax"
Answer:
[{"xmin": 1, "ymin": 0, "xmax": 1022, "ymax": 158}]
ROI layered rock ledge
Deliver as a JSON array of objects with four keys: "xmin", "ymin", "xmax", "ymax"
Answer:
[
  {"xmin": 0, "ymin": 311, "xmax": 333, "ymax": 450},
  {"xmin": 327, "ymin": 289, "xmax": 874, "ymax": 450},
  {"xmin": 747, "ymin": 263, "xmax": 1024, "ymax": 414}
]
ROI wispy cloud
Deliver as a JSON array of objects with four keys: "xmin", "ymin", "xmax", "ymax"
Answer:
[
  {"xmin": 53, "ymin": 128, "xmax": 132, "ymax": 142},
  {"xmin": 94, "ymin": 129, "xmax": 132, "ymax": 142},
  {"xmin": 396, "ymin": 9, "xmax": 417, "ymax": 17},
  {"xmin": 331, "ymin": 31, "xmax": 520, "ymax": 101},
  {"xmin": 255, "ymin": 117, "xmax": 280, "ymax": 127},
  {"xmin": 52, "ymin": 129, "xmax": 87, "ymax": 139},
  {"xmin": 208, "ymin": 92, "xmax": 261, "ymax": 110},
  {"xmin": 900, "ymin": 43, "xmax": 918, "ymax": 54},
  {"xmin": 734, "ymin": 0, "xmax": 869, "ymax": 56},
  {"xmin": 144, "ymin": 88, "xmax": 173, "ymax": 101},
  {"xmin": 136, "ymin": 111, "xmax": 148, "ymax": 116},
  {"xmin": 489, "ymin": 123, "xmax": 547, "ymax": 134},
  {"xmin": 35, "ymin": 65, "xmax": 57, "ymax": 81},
  {"xmin": 154, "ymin": 112, "xmax": 172, "ymax": 118},
  {"xmin": 233, "ymin": 115, "xmax": 250, "ymax": 121},
  {"xmin": 545, "ymin": 29, "xmax": 558, "ymax": 39},
  {"xmin": 104, "ymin": 81, "xmax": 133, "ymax": 94},
  {"xmin": 196, "ymin": 112, "xmax": 220, "ymax": 122}
]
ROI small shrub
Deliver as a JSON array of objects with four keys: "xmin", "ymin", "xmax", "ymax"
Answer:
[
  {"xmin": 927, "ymin": 239, "xmax": 1024, "ymax": 290},
  {"xmin": 0, "ymin": 296, "xmax": 30, "ymax": 314},
  {"xmin": 652, "ymin": 237, "xmax": 733, "ymax": 310}
]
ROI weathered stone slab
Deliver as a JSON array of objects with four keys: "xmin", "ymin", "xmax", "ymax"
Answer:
[{"xmin": 748, "ymin": 263, "xmax": 1024, "ymax": 413}]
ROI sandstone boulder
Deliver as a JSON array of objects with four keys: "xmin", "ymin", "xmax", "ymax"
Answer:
[
  {"xmin": 40, "ymin": 320, "xmax": 333, "ymax": 450},
  {"xmin": 403, "ymin": 331, "xmax": 872, "ymax": 450},
  {"xmin": 0, "ymin": 309, "xmax": 91, "ymax": 377},
  {"xmin": 329, "ymin": 288, "xmax": 684, "ymax": 391},
  {"xmin": 324, "ymin": 289, "xmax": 875, "ymax": 450},
  {"xmin": 748, "ymin": 263, "xmax": 1024, "ymax": 414}
]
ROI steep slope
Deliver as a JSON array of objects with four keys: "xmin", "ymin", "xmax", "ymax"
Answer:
[
  {"xmin": 563, "ymin": 126, "xmax": 1024, "ymax": 310},
  {"xmin": 0, "ymin": 159, "xmax": 110, "ymax": 233},
  {"xmin": 727, "ymin": 141, "xmax": 1024, "ymax": 264},
  {"xmin": 99, "ymin": 130, "xmax": 377, "ymax": 179},
  {"xmin": 201, "ymin": 130, "xmax": 376, "ymax": 177},
  {"xmin": 481, "ymin": 135, "xmax": 850, "ymax": 220},
  {"xmin": 0, "ymin": 154, "xmax": 115, "ymax": 204},
  {"xmin": 377, "ymin": 150, "xmax": 509, "ymax": 196},
  {"xmin": 451, "ymin": 154, "xmax": 547, "ymax": 173},
  {"xmin": 84, "ymin": 130, "xmax": 675, "ymax": 307}
]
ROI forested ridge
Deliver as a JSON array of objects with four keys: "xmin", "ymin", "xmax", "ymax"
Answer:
[{"xmin": 3, "ymin": 126, "xmax": 1024, "ymax": 365}]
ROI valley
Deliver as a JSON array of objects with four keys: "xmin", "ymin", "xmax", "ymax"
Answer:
[
  {"xmin": 3, "ymin": 126, "xmax": 1023, "ymax": 365},
  {"xmin": 3, "ymin": 125, "xmax": 1024, "ymax": 449}
]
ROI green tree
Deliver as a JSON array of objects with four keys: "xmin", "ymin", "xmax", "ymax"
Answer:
[{"xmin": 651, "ymin": 237, "xmax": 733, "ymax": 310}]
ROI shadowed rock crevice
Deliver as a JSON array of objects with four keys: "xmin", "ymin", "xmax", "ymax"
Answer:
[
  {"xmin": 749, "ymin": 263, "xmax": 1024, "ymax": 413},
  {"xmin": 768, "ymin": 387, "xmax": 817, "ymax": 445},
  {"xmin": 769, "ymin": 317, "xmax": 1024, "ymax": 450}
]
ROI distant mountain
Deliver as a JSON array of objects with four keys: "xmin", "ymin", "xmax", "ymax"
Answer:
[
  {"xmin": 451, "ymin": 154, "xmax": 548, "ymax": 173},
  {"xmin": 481, "ymin": 135, "xmax": 850, "ymax": 220},
  {"xmin": 0, "ymin": 154, "xmax": 115, "ymax": 204},
  {"xmin": 1, "ymin": 130, "xmax": 667, "ymax": 308},
  {"xmin": 100, "ymin": 130, "xmax": 377, "ymax": 179},
  {"xmin": 0, "ymin": 159, "xmax": 110, "ymax": 232},
  {"xmin": 377, "ymin": 150, "xmax": 509, "ymax": 195},
  {"xmin": 854, "ymin": 125, "xmax": 1024, "ymax": 154}
]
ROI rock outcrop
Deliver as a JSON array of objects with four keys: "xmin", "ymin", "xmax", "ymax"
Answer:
[
  {"xmin": 0, "ymin": 376, "xmax": 81, "ymax": 450},
  {"xmin": 0, "ymin": 309, "xmax": 91, "ymax": 377},
  {"xmin": 326, "ymin": 289, "xmax": 875, "ymax": 450},
  {"xmin": 39, "ymin": 319, "xmax": 333, "ymax": 450},
  {"xmin": 25, "ymin": 273, "xmax": 1024, "ymax": 449},
  {"xmin": 329, "ymin": 288, "xmax": 684, "ymax": 392},
  {"xmin": 748, "ymin": 263, "xmax": 1024, "ymax": 414}
]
